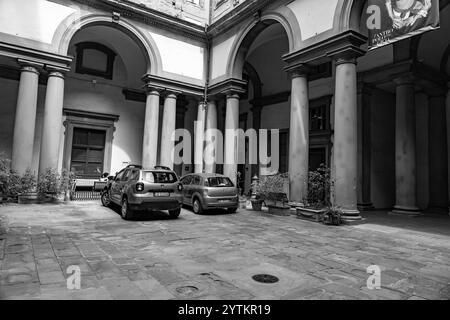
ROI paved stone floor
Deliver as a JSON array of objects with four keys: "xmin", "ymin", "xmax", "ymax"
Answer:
[{"xmin": 0, "ymin": 201, "xmax": 449, "ymax": 300}]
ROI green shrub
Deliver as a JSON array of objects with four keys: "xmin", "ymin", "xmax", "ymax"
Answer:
[{"xmin": 306, "ymin": 164, "xmax": 332, "ymax": 209}]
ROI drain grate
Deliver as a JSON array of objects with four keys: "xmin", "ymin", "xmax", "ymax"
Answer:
[{"xmin": 252, "ymin": 274, "xmax": 279, "ymax": 284}]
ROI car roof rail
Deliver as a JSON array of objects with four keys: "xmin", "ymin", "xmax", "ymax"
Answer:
[
  {"xmin": 126, "ymin": 164, "xmax": 143, "ymax": 169},
  {"xmin": 153, "ymin": 165, "xmax": 172, "ymax": 171}
]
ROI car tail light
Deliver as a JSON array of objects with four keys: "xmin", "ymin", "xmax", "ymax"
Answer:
[
  {"xmin": 203, "ymin": 189, "xmax": 208, "ymax": 197},
  {"xmin": 177, "ymin": 184, "xmax": 183, "ymax": 192},
  {"xmin": 136, "ymin": 183, "xmax": 144, "ymax": 192}
]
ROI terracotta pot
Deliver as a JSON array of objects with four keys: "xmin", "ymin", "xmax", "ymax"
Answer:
[{"xmin": 251, "ymin": 199, "xmax": 263, "ymax": 211}]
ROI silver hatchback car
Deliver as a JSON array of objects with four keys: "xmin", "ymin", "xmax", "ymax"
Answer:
[{"xmin": 180, "ymin": 173, "xmax": 239, "ymax": 214}]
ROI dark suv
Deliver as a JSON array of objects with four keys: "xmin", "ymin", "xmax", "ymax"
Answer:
[{"xmin": 101, "ymin": 165, "xmax": 183, "ymax": 220}]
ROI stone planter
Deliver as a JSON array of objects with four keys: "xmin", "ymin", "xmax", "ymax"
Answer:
[
  {"xmin": 250, "ymin": 199, "xmax": 263, "ymax": 211},
  {"xmin": 268, "ymin": 205, "xmax": 290, "ymax": 216},
  {"xmin": 17, "ymin": 192, "xmax": 39, "ymax": 204},
  {"xmin": 296, "ymin": 207, "xmax": 326, "ymax": 222}
]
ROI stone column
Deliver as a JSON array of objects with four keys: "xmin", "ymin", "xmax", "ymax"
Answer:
[
  {"xmin": 160, "ymin": 92, "xmax": 178, "ymax": 169},
  {"xmin": 142, "ymin": 89, "xmax": 160, "ymax": 169},
  {"xmin": 204, "ymin": 100, "xmax": 218, "ymax": 174},
  {"xmin": 11, "ymin": 61, "xmax": 41, "ymax": 174},
  {"xmin": 288, "ymin": 69, "xmax": 309, "ymax": 203},
  {"xmin": 194, "ymin": 100, "xmax": 206, "ymax": 173},
  {"xmin": 224, "ymin": 92, "xmax": 240, "ymax": 185},
  {"xmin": 392, "ymin": 77, "xmax": 420, "ymax": 215},
  {"xmin": 250, "ymin": 105, "xmax": 262, "ymax": 178},
  {"xmin": 447, "ymin": 83, "xmax": 450, "ymax": 215},
  {"xmin": 357, "ymin": 82, "xmax": 374, "ymax": 210},
  {"xmin": 415, "ymin": 90, "xmax": 429, "ymax": 210},
  {"xmin": 429, "ymin": 92, "xmax": 449, "ymax": 214},
  {"xmin": 38, "ymin": 69, "xmax": 65, "ymax": 175},
  {"xmin": 333, "ymin": 57, "xmax": 361, "ymax": 220}
]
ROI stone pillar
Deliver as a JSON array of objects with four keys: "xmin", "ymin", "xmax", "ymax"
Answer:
[
  {"xmin": 11, "ymin": 62, "xmax": 41, "ymax": 174},
  {"xmin": 38, "ymin": 69, "xmax": 65, "ymax": 175},
  {"xmin": 204, "ymin": 100, "xmax": 218, "ymax": 174},
  {"xmin": 392, "ymin": 77, "xmax": 420, "ymax": 215},
  {"xmin": 447, "ymin": 83, "xmax": 450, "ymax": 215},
  {"xmin": 357, "ymin": 82, "xmax": 374, "ymax": 210},
  {"xmin": 415, "ymin": 90, "xmax": 429, "ymax": 210},
  {"xmin": 160, "ymin": 92, "xmax": 178, "ymax": 169},
  {"xmin": 428, "ymin": 92, "xmax": 449, "ymax": 214},
  {"xmin": 288, "ymin": 70, "xmax": 309, "ymax": 203},
  {"xmin": 194, "ymin": 100, "xmax": 206, "ymax": 173},
  {"xmin": 250, "ymin": 105, "xmax": 262, "ymax": 178},
  {"xmin": 224, "ymin": 92, "xmax": 240, "ymax": 185},
  {"xmin": 333, "ymin": 57, "xmax": 361, "ymax": 220},
  {"xmin": 142, "ymin": 89, "xmax": 160, "ymax": 169}
]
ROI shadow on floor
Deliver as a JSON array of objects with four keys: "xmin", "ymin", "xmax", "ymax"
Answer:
[{"xmin": 360, "ymin": 210, "xmax": 450, "ymax": 237}]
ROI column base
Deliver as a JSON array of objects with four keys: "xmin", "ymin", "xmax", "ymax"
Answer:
[
  {"xmin": 390, "ymin": 205, "xmax": 421, "ymax": 216},
  {"xmin": 341, "ymin": 208, "xmax": 363, "ymax": 223},
  {"xmin": 357, "ymin": 202, "xmax": 375, "ymax": 211}
]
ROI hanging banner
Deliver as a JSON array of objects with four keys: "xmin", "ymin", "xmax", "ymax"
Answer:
[{"xmin": 366, "ymin": 0, "xmax": 440, "ymax": 50}]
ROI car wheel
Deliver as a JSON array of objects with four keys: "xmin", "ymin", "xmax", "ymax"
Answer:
[
  {"xmin": 169, "ymin": 208, "xmax": 181, "ymax": 219},
  {"xmin": 192, "ymin": 198, "xmax": 203, "ymax": 214},
  {"xmin": 121, "ymin": 198, "xmax": 133, "ymax": 220},
  {"xmin": 101, "ymin": 190, "xmax": 111, "ymax": 207},
  {"xmin": 227, "ymin": 208, "xmax": 238, "ymax": 214}
]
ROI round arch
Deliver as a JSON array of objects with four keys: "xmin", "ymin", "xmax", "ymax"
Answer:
[
  {"xmin": 226, "ymin": 9, "xmax": 299, "ymax": 79},
  {"xmin": 52, "ymin": 13, "xmax": 162, "ymax": 75}
]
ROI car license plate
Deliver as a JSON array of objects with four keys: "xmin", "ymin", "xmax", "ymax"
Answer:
[
  {"xmin": 218, "ymin": 199, "xmax": 229, "ymax": 203},
  {"xmin": 154, "ymin": 192, "xmax": 170, "ymax": 197}
]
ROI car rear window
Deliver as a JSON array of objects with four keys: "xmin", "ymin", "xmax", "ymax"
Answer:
[
  {"xmin": 206, "ymin": 177, "xmax": 234, "ymax": 187},
  {"xmin": 142, "ymin": 171, "xmax": 178, "ymax": 183}
]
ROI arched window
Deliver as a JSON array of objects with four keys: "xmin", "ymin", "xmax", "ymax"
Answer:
[{"xmin": 75, "ymin": 42, "xmax": 116, "ymax": 79}]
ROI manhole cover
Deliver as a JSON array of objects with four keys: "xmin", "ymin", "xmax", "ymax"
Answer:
[
  {"xmin": 176, "ymin": 285, "xmax": 199, "ymax": 296},
  {"xmin": 252, "ymin": 274, "xmax": 279, "ymax": 284}
]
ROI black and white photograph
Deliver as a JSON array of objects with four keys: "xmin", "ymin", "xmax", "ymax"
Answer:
[{"xmin": 0, "ymin": 0, "xmax": 449, "ymax": 306}]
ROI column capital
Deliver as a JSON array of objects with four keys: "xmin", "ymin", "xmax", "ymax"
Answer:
[
  {"xmin": 145, "ymin": 87, "xmax": 162, "ymax": 96},
  {"xmin": 163, "ymin": 91, "xmax": 179, "ymax": 100},
  {"xmin": 17, "ymin": 59, "xmax": 43, "ymax": 75},
  {"xmin": 225, "ymin": 92, "xmax": 240, "ymax": 100},
  {"xmin": 334, "ymin": 56, "xmax": 357, "ymax": 66},
  {"xmin": 285, "ymin": 64, "xmax": 311, "ymax": 79},
  {"xmin": 46, "ymin": 65, "xmax": 70, "ymax": 79}
]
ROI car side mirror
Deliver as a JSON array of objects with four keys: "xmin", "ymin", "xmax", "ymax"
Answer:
[{"xmin": 108, "ymin": 176, "xmax": 114, "ymax": 181}]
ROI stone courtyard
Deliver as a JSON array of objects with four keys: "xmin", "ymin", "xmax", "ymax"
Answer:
[{"xmin": 0, "ymin": 202, "xmax": 449, "ymax": 300}]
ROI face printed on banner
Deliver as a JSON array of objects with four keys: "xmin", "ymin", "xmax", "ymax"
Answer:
[
  {"xmin": 386, "ymin": 0, "xmax": 432, "ymax": 30},
  {"xmin": 367, "ymin": 0, "xmax": 439, "ymax": 50}
]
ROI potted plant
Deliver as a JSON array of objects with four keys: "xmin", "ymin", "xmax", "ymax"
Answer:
[
  {"xmin": 259, "ymin": 173, "xmax": 290, "ymax": 216},
  {"xmin": 17, "ymin": 169, "xmax": 38, "ymax": 204},
  {"xmin": 250, "ymin": 175, "xmax": 264, "ymax": 211},
  {"xmin": 297, "ymin": 164, "xmax": 332, "ymax": 222},
  {"xmin": 322, "ymin": 206, "xmax": 343, "ymax": 226},
  {"xmin": 236, "ymin": 171, "xmax": 247, "ymax": 209},
  {"xmin": 37, "ymin": 168, "xmax": 66, "ymax": 203}
]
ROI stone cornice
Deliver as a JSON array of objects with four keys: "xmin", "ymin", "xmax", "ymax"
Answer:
[
  {"xmin": 71, "ymin": 0, "xmax": 207, "ymax": 41},
  {"xmin": 283, "ymin": 30, "xmax": 367, "ymax": 71},
  {"xmin": 208, "ymin": 78, "xmax": 248, "ymax": 97},
  {"xmin": 142, "ymin": 74, "xmax": 205, "ymax": 97},
  {"xmin": 0, "ymin": 42, "xmax": 72, "ymax": 70}
]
